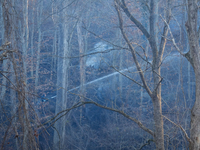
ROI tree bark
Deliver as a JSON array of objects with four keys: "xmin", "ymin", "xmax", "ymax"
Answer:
[
  {"xmin": 21, "ymin": 0, "xmax": 30, "ymax": 149},
  {"xmin": 53, "ymin": 1, "xmax": 70, "ymax": 149},
  {"xmin": 77, "ymin": 16, "xmax": 86, "ymax": 124},
  {"xmin": 115, "ymin": 0, "xmax": 171, "ymax": 149},
  {"xmin": 185, "ymin": 0, "xmax": 200, "ymax": 149},
  {"xmin": 35, "ymin": 0, "xmax": 42, "ymax": 96}
]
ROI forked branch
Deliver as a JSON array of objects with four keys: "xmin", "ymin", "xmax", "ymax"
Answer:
[{"xmin": 40, "ymin": 94, "xmax": 154, "ymax": 136}]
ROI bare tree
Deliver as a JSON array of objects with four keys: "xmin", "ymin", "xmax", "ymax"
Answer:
[
  {"xmin": 53, "ymin": 0, "xmax": 71, "ymax": 149},
  {"xmin": 1, "ymin": 0, "xmax": 38, "ymax": 149},
  {"xmin": 35, "ymin": 0, "xmax": 43, "ymax": 95},
  {"xmin": 184, "ymin": 0, "xmax": 200, "ymax": 149},
  {"xmin": 114, "ymin": 0, "xmax": 171, "ymax": 149},
  {"xmin": 157, "ymin": 0, "xmax": 200, "ymax": 149}
]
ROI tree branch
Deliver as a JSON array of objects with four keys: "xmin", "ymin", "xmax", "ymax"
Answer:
[
  {"xmin": 115, "ymin": 1, "xmax": 152, "ymax": 97},
  {"xmin": 160, "ymin": 15, "xmax": 184, "ymax": 55},
  {"xmin": 41, "ymin": 93, "xmax": 154, "ymax": 136},
  {"xmin": 160, "ymin": 14, "xmax": 194, "ymax": 68},
  {"xmin": 158, "ymin": 0, "xmax": 171, "ymax": 62},
  {"xmin": 197, "ymin": 25, "xmax": 200, "ymax": 39},
  {"xmin": 115, "ymin": 0, "xmax": 150, "ymax": 39},
  {"xmin": 162, "ymin": 115, "xmax": 193, "ymax": 144}
]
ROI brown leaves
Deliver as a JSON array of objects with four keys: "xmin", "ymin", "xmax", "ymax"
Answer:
[{"xmin": 34, "ymin": 130, "xmax": 39, "ymax": 138}]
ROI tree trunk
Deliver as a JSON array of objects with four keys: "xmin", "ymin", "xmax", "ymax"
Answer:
[
  {"xmin": 115, "ymin": 0, "xmax": 172, "ymax": 149},
  {"xmin": 185, "ymin": 0, "xmax": 200, "ymax": 149},
  {"xmin": 35, "ymin": 0, "xmax": 43, "ymax": 94},
  {"xmin": 53, "ymin": 23, "xmax": 62, "ymax": 149},
  {"xmin": 30, "ymin": 0, "xmax": 35, "ymax": 78},
  {"xmin": 152, "ymin": 94, "xmax": 164, "ymax": 150},
  {"xmin": 190, "ymin": 71, "xmax": 200, "ymax": 150},
  {"xmin": 53, "ymin": 1, "xmax": 70, "ymax": 149},
  {"xmin": 61, "ymin": 2, "xmax": 69, "ymax": 147},
  {"xmin": 77, "ymin": 16, "xmax": 85, "ymax": 124},
  {"xmin": 21, "ymin": 0, "xmax": 30, "ymax": 149},
  {"xmin": 0, "ymin": 3, "xmax": 8, "ymax": 101}
]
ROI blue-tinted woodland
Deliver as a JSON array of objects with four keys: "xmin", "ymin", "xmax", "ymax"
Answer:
[{"xmin": 0, "ymin": 0, "xmax": 199, "ymax": 150}]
